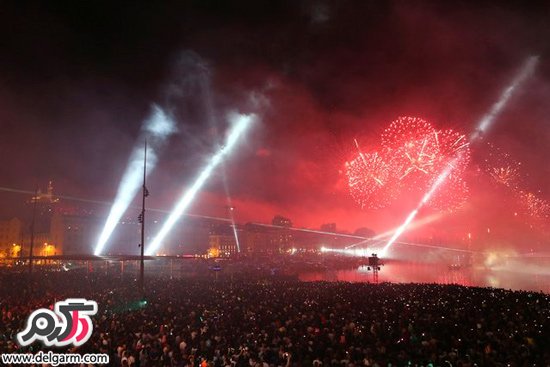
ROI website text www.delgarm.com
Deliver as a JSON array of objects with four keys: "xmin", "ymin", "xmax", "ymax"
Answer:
[{"xmin": 1, "ymin": 351, "xmax": 109, "ymax": 366}]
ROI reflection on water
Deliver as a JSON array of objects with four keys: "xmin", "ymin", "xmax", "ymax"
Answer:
[{"xmin": 299, "ymin": 261, "xmax": 550, "ymax": 293}]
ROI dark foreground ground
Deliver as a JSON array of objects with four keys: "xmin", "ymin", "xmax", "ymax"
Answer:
[{"xmin": 0, "ymin": 271, "xmax": 549, "ymax": 366}]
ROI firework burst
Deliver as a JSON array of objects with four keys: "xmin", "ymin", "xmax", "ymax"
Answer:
[
  {"xmin": 346, "ymin": 116, "xmax": 470, "ymax": 210},
  {"xmin": 381, "ymin": 116, "xmax": 435, "ymax": 149},
  {"xmin": 490, "ymin": 166, "xmax": 521, "ymax": 187},
  {"xmin": 433, "ymin": 129, "xmax": 470, "ymax": 171},
  {"xmin": 427, "ymin": 129, "xmax": 471, "ymax": 210},
  {"xmin": 382, "ymin": 117, "xmax": 470, "ymax": 208},
  {"xmin": 483, "ymin": 142, "xmax": 522, "ymax": 189},
  {"xmin": 519, "ymin": 191, "xmax": 550, "ymax": 219},
  {"xmin": 345, "ymin": 151, "xmax": 393, "ymax": 209},
  {"xmin": 381, "ymin": 117, "xmax": 439, "ymax": 182}
]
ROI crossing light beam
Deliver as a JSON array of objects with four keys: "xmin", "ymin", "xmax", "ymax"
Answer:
[
  {"xmin": 145, "ymin": 113, "xmax": 255, "ymax": 256},
  {"xmin": 381, "ymin": 55, "xmax": 539, "ymax": 257},
  {"xmin": 94, "ymin": 106, "xmax": 175, "ymax": 256}
]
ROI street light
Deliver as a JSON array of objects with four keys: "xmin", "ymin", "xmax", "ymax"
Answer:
[
  {"xmin": 11, "ymin": 243, "xmax": 21, "ymax": 258},
  {"xmin": 43, "ymin": 243, "xmax": 55, "ymax": 257}
]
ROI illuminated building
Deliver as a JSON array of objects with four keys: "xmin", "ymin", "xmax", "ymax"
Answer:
[
  {"xmin": 208, "ymin": 234, "xmax": 238, "ymax": 257},
  {"xmin": 205, "ymin": 220, "xmax": 243, "ymax": 257},
  {"xmin": 241, "ymin": 216, "xmax": 295, "ymax": 254},
  {"xmin": 20, "ymin": 181, "xmax": 60, "ymax": 255},
  {"xmin": 19, "ymin": 182, "xmax": 106, "ymax": 255},
  {"xmin": 30, "ymin": 181, "xmax": 60, "ymax": 205},
  {"xmin": 270, "ymin": 215, "xmax": 293, "ymax": 252},
  {"xmin": 0, "ymin": 217, "xmax": 22, "ymax": 258},
  {"xmin": 29, "ymin": 180, "xmax": 60, "ymax": 232},
  {"xmin": 243, "ymin": 223, "xmax": 271, "ymax": 253}
]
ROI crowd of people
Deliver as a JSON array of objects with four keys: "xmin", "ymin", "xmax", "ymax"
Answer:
[{"xmin": 0, "ymin": 267, "xmax": 549, "ymax": 366}]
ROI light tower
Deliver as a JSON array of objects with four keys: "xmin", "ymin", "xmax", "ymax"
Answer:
[{"xmin": 138, "ymin": 141, "xmax": 149, "ymax": 296}]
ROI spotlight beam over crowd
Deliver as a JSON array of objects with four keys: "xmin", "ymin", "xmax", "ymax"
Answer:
[
  {"xmin": 145, "ymin": 113, "xmax": 255, "ymax": 256},
  {"xmin": 94, "ymin": 107, "xmax": 176, "ymax": 256},
  {"xmin": 381, "ymin": 55, "xmax": 539, "ymax": 257}
]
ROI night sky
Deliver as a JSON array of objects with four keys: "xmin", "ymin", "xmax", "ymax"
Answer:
[{"xmin": 1, "ymin": 1, "xmax": 549, "ymax": 250}]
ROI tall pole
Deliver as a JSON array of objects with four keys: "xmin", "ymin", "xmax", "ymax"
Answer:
[
  {"xmin": 28, "ymin": 187, "xmax": 38, "ymax": 274},
  {"xmin": 139, "ymin": 141, "xmax": 148, "ymax": 296}
]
